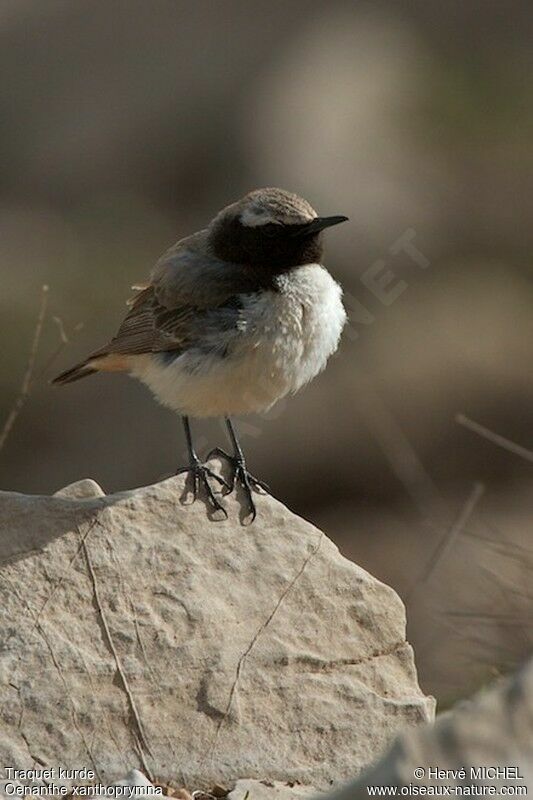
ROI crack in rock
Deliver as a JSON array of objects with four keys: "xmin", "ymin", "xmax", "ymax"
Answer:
[
  {"xmin": 82, "ymin": 538, "xmax": 155, "ymax": 781},
  {"xmin": 205, "ymin": 532, "xmax": 324, "ymax": 763}
]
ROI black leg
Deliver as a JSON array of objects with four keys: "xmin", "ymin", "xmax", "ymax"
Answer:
[
  {"xmin": 208, "ymin": 417, "xmax": 269, "ymax": 522},
  {"xmin": 175, "ymin": 416, "xmax": 229, "ymax": 518},
  {"xmin": 226, "ymin": 417, "xmax": 246, "ymax": 462}
]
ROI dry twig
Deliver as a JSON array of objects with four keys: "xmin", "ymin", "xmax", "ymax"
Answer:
[
  {"xmin": 456, "ymin": 413, "xmax": 533, "ymax": 465},
  {"xmin": 354, "ymin": 369, "xmax": 448, "ymax": 525},
  {"xmin": 0, "ymin": 284, "xmax": 49, "ymax": 454},
  {"xmin": 37, "ymin": 317, "xmax": 84, "ymax": 379},
  {"xmin": 406, "ymin": 481, "xmax": 485, "ymax": 603}
]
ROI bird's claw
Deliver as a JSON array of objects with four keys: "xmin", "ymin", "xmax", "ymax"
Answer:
[
  {"xmin": 207, "ymin": 447, "xmax": 269, "ymax": 522},
  {"xmin": 176, "ymin": 460, "xmax": 230, "ymax": 518}
]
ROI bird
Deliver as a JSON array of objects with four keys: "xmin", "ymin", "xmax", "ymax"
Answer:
[{"xmin": 53, "ymin": 187, "xmax": 348, "ymax": 521}]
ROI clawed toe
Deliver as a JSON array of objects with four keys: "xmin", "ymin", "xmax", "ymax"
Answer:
[
  {"xmin": 207, "ymin": 452, "xmax": 269, "ymax": 523},
  {"xmin": 175, "ymin": 461, "xmax": 229, "ymax": 518},
  {"xmin": 178, "ymin": 418, "xmax": 268, "ymax": 523}
]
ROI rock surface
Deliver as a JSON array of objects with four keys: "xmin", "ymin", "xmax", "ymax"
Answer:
[
  {"xmin": 326, "ymin": 658, "xmax": 533, "ymax": 799},
  {"xmin": 228, "ymin": 779, "xmax": 317, "ymax": 799},
  {"xmin": 50, "ymin": 659, "xmax": 533, "ymax": 800},
  {"xmin": 0, "ymin": 470, "xmax": 433, "ymax": 790}
]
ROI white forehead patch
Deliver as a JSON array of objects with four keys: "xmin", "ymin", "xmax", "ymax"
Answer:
[{"xmin": 240, "ymin": 205, "xmax": 316, "ymax": 228}]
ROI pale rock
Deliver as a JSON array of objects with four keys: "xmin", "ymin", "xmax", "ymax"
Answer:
[
  {"xmin": 325, "ymin": 658, "xmax": 533, "ymax": 799},
  {"xmin": 54, "ymin": 478, "xmax": 106, "ymax": 499},
  {"xmin": 228, "ymin": 779, "xmax": 317, "ymax": 798},
  {"xmin": 0, "ymin": 468, "xmax": 433, "ymax": 790},
  {"xmin": 101, "ymin": 768, "xmax": 158, "ymax": 800}
]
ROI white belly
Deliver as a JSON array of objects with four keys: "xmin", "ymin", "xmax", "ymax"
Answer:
[{"xmin": 131, "ymin": 264, "xmax": 346, "ymax": 418}]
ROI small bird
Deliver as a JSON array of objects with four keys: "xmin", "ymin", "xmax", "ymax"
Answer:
[{"xmin": 53, "ymin": 188, "xmax": 348, "ymax": 520}]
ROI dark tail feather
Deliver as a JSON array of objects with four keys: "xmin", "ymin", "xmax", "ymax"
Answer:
[{"xmin": 52, "ymin": 361, "xmax": 97, "ymax": 385}]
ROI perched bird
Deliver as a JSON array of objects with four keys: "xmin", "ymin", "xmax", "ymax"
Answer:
[{"xmin": 53, "ymin": 188, "xmax": 348, "ymax": 520}]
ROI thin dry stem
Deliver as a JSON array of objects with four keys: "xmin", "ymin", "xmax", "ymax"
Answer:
[
  {"xmin": 0, "ymin": 284, "xmax": 49, "ymax": 454},
  {"xmin": 38, "ymin": 318, "xmax": 84, "ymax": 379},
  {"xmin": 52, "ymin": 315, "xmax": 69, "ymax": 344},
  {"xmin": 406, "ymin": 481, "xmax": 485, "ymax": 603},
  {"xmin": 456, "ymin": 413, "xmax": 533, "ymax": 464},
  {"xmin": 355, "ymin": 370, "xmax": 448, "ymax": 524}
]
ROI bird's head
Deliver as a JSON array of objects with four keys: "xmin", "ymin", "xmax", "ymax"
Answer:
[{"xmin": 208, "ymin": 187, "xmax": 348, "ymax": 273}]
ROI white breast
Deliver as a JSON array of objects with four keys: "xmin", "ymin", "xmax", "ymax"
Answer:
[{"xmin": 132, "ymin": 264, "xmax": 346, "ymax": 418}]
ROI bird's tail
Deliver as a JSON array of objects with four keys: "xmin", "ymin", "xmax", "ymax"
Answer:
[
  {"xmin": 52, "ymin": 350, "xmax": 132, "ymax": 385},
  {"xmin": 52, "ymin": 359, "xmax": 97, "ymax": 385}
]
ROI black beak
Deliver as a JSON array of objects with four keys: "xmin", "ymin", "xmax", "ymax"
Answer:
[{"xmin": 290, "ymin": 215, "xmax": 349, "ymax": 238}]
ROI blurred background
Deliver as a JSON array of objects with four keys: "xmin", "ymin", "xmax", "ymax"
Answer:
[{"xmin": 1, "ymin": 0, "xmax": 533, "ymax": 706}]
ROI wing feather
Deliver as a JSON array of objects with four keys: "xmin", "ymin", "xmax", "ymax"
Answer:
[
  {"xmin": 86, "ymin": 230, "xmax": 252, "ymax": 361},
  {"xmin": 54, "ymin": 230, "xmax": 251, "ymax": 382}
]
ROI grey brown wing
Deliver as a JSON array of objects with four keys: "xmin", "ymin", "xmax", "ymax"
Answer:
[
  {"xmin": 53, "ymin": 237, "xmax": 250, "ymax": 384},
  {"xmin": 97, "ymin": 230, "xmax": 254, "ymax": 356},
  {"xmin": 87, "ymin": 287, "xmax": 176, "ymax": 358},
  {"xmin": 151, "ymin": 229, "xmax": 261, "ymax": 308},
  {"xmin": 90, "ymin": 285, "xmax": 243, "ymax": 360}
]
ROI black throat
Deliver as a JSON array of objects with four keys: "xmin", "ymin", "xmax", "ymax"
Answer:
[{"xmin": 210, "ymin": 217, "xmax": 324, "ymax": 279}]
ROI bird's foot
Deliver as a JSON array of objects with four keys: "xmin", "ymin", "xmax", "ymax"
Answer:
[
  {"xmin": 175, "ymin": 458, "xmax": 230, "ymax": 519},
  {"xmin": 207, "ymin": 448, "xmax": 269, "ymax": 523}
]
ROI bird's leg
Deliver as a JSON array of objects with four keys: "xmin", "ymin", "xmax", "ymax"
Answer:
[
  {"xmin": 208, "ymin": 417, "xmax": 269, "ymax": 522},
  {"xmin": 176, "ymin": 416, "xmax": 229, "ymax": 517}
]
